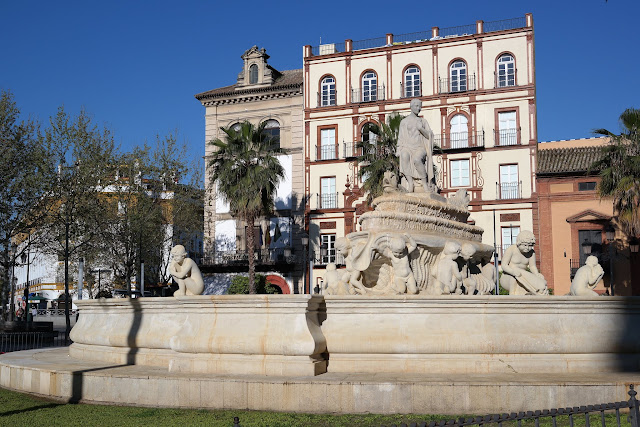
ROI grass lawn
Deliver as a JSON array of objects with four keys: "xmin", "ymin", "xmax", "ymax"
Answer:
[{"xmin": 0, "ymin": 386, "xmax": 633, "ymax": 426}]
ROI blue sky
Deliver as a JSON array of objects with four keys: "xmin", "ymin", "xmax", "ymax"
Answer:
[{"xmin": 2, "ymin": 0, "xmax": 638, "ymax": 173}]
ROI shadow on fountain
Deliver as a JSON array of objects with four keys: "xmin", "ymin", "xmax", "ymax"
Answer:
[
  {"xmin": 613, "ymin": 296, "xmax": 640, "ymax": 373},
  {"xmin": 69, "ymin": 297, "xmax": 143, "ymax": 404}
]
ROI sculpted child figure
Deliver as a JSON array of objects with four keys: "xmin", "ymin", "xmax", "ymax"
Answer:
[
  {"xmin": 323, "ymin": 263, "xmax": 351, "ymax": 295},
  {"xmin": 432, "ymin": 241, "xmax": 463, "ymax": 294},
  {"xmin": 169, "ymin": 245, "xmax": 205, "ymax": 296},
  {"xmin": 570, "ymin": 255, "xmax": 604, "ymax": 296},
  {"xmin": 500, "ymin": 231, "xmax": 548, "ymax": 295},
  {"xmin": 379, "ymin": 234, "xmax": 418, "ymax": 294},
  {"xmin": 335, "ymin": 237, "xmax": 367, "ymax": 294}
]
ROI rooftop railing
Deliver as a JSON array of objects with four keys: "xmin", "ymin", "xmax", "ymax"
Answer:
[{"xmin": 309, "ymin": 15, "xmax": 530, "ymax": 56}]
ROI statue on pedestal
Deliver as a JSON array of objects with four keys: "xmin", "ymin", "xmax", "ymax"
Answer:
[
  {"xmin": 570, "ymin": 256, "xmax": 604, "ymax": 296},
  {"xmin": 169, "ymin": 245, "xmax": 205, "ymax": 296},
  {"xmin": 397, "ymin": 99, "xmax": 436, "ymax": 193},
  {"xmin": 500, "ymin": 231, "xmax": 548, "ymax": 295}
]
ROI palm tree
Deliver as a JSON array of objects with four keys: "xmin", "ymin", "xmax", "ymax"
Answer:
[
  {"xmin": 356, "ymin": 113, "xmax": 404, "ymax": 203},
  {"xmin": 208, "ymin": 121, "xmax": 285, "ymax": 294},
  {"xmin": 592, "ymin": 108, "xmax": 640, "ymax": 236}
]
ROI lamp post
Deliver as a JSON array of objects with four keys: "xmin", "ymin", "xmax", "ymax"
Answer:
[
  {"xmin": 301, "ymin": 233, "xmax": 309, "ymax": 294},
  {"xmin": 605, "ymin": 227, "xmax": 615, "ymax": 296},
  {"xmin": 315, "ymin": 243, "xmax": 328, "ymax": 295},
  {"xmin": 9, "ymin": 242, "xmax": 17, "ymax": 321},
  {"xmin": 20, "ymin": 245, "xmax": 31, "ymax": 322}
]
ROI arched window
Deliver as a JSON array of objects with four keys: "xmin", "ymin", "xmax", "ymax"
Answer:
[
  {"xmin": 362, "ymin": 71, "xmax": 377, "ymax": 102},
  {"xmin": 450, "ymin": 60, "xmax": 467, "ymax": 92},
  {"xmin": 449, "ymin": 114, "xmax": 468, "ymax": 149},
  {"xmin": 497, "ymin": 54, "xmax": 515, "ymax": 87},
  {"xmin": 404, "ymin": 66, "xmax": 420, "ymax": 98},
  {"xmin": 263, "ymin": 119, "xmax": 280, "ymax": 149},
  {"xmin": 230, "ymin": 122, "xmax": 242, "ymax": 132},
  {"xmin": 320, "ymin": 76, "xmax": 336, "ymax": 106},
  {"xmin": 249, "ymin": 64, "xmax": 258, "ymax": 84},
  {"xmin": 361, "ymin": 122, "xmax": 378, "ymax": 145}
]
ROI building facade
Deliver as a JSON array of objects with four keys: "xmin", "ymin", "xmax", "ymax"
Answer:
[
  {"xmin": 196, "ymin": 46, "xmax": 305, "ymax": 294},
  {"xmin": 303, "ymin": 15, "xmax": 538, "ymax": 290},
  {"xmin": 537, "ymin": 137, "xmax": 640, "ymax": 296}
]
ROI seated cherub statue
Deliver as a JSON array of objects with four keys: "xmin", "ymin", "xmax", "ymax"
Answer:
[
  {"xmin": 323, "ymin": 263, "xmax": 351, "ymax": 295},
  {"xmin": 380, "ymin": 234, "xmax": 418, "ymax": 294},
  {"xmin": 169, "ymin": 245, "xmax": 205, "ymax": 296},
  {"xmin": 500, "ymin": 231, "xmax": 548, "ymax": 295},
  {"xmin": 570, "ymin": 256, "xmax": 604, "ymax": 296},
  {"xmin": 431, "ymin": 241, "xmax": 463, "ymax": 295}
]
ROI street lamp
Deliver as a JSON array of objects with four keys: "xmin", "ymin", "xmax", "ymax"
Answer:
[
  {"xmin": 605, "ymin": 226, "xmax": 616, "ymax": 296},
  {"xmin": 301, "ymin": 233, "xmax": 309, "ymax": 294},
  {"xmin": 314, "ymin": 243, "xmax": 328, "ymax": 295},
  {"xmin": 9, "ymin": 242, "xmax": 17, "ymax": 321},
  {"xmin": 20, "ymin": 248, "xmax": 31, "ymax": 323}
]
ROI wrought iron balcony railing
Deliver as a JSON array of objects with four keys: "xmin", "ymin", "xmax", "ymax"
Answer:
[
  {"xmin": 434, "ymin": 131, "xmax": 484, "ymax": 150},
  {"xmin": 318, "ymin": 192, "xmax": 339, "ymax": 209},
  {"xmin": 317, "ymin": 92, "xmax": 336, "ymax": 107},
  {"xmin": 497, "ymin": 181, "xmax": 522, "ymax": 200},
  {"xmin": 313, "ymin": 250, "xmax": 346, "ymax": 266},
  {"xmin": 400, "ymin": 82, "xmax": 421, "ymax": 98},
  {"xmin": 438, "ymin": 74, "xmax": 476, "ymax": 94},
  {"xmin": 350, "ymin": 85, "xmax": 386, "ymax": 103},
  {"xmin": 343, "ymin": 141, "xmax": 362, "ymax": 158},
  {"xmin": 202, "ymin": 248, "xmax": 297, "ymax": 266},
  {"xmin": 494, "ymin": 128, "xmax": 520, "ymax": 146},
  {"xmin": 316, "ymin": 144, "xmax": 338, "ymax": 161}
]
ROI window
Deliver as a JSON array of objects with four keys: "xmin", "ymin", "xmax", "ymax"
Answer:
[
  {"xmin": 450, "ymin": 159, "xmax": 470, "ymax": 187},
  {"xmin": 499, "ymin": 164, "xmax": 519, "ymax": 199},
  {"xmin": 249, "ymin": 64, "xmax": 258, "ymax": 84},
  {"xmin": 362, "ymin": 71, "xmax": 377, "ymax": 102},
  {"xmin": 501, "ymin": 226, "xmax": 520, "ymax": 257},
  {"xmin": 361, "ymin": 123, "xmax": 378, "ymax": 144},
  {"xmin": 450, "ymin": 60, "xmax": 467, "ymax": 92},
  {"xmin": 319, "ymin": 128, "xmax": 336, "ymax": 160},
  {"xmin": 230, "ymin": 122, "xmax": 242, "ymax": 132},
  {"xmin": 579, "ymin": 181, "xmax": 597, "ymax": 191},
  {"xmin": 498, "ymin": 111, "xmax": 517, "ymax": 146},
  {"xmin": 321, "ymin": 76, "xmax": 336, "ymax": 106},
  {"xmin": 578, "ymin": 230, "xmax": 602, "ymax": 266},
  {"xmin": 404, "ymin": 66, "xmax": 420, "ymax": 97},
  {"xmin": 263, "ymin": 119, "xmax": 280, "ymax": 149},
  {"xmin": 321, "ymin": 234, "xmax": 336, "ymax": 264},
  {"xmin": 497, "ymin": 54, "xmax": 515, "ymax": 87},
  {"xmin": 245, "ymin": 225, "xmax": 263, "ymax": 249},
  {"xmin": 449, "ymin": 114, "xmax": 469, "ymax": 149},
  {"xmin": 320, "ymin": 177, "xmax": 337, "ymax": 209}
]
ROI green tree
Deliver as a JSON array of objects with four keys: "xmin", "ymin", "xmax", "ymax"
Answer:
[
  {"xmin": 356, "ymin": 113, "xmax": 403, "ymax": 203},
  {"xmin": 39, "ymin": 106, "xmax": 116, "ymax": 341},
  {"xmin": 208, "ymin": 121, "xmax": 285, "ymax": 294},
  {"xmin": 0, "ymin": 90, "xmax": 49, "ymax": 318},
  {"xmin": 592, "ymin": 108, "xmax": 640, "ymax": 236}
]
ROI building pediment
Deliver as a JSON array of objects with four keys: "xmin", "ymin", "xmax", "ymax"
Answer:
[{"xmin": 566, "ymin": 209, "xmax": 611, "ymax": 223}]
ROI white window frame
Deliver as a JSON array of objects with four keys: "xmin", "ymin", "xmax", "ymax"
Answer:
[
  {"xmin": 449, "ymin": 114, "xmax": 469, "ymax": 149},
  {"xmin": 320, "ymin": 177, "xmax": 336, "ymax": 209},
  {"xmin": 497, "ymin": 54, "xmax": 515, "ymax": 87},
  {"xmin": 450, "ymin": 60, "xmax": 467, "ymax": 92},
  {"xmin": 499, "ymin": 164, "xmax": 519, "ymax": 199},
  {"xmin": 450, "ymin": 159, "xmax": 470, "ymax": 187},
  {"xmin": 501, "ymin": 226, "xmax": 520, "ymax": 256},
  {"xmin": 498, "ymin": 111, "xmax": 517, "ymax": 146},
  {"xmin": 362, "ymin": 71, "xmax": 377, "ymax": 102},
  {"xmin": 320, "ymin": 128, "xmax": 336, "ymax": 160},
  {"xmin": 321, "ymin": 234, "xmax": 336, "ymax": 264},
  {"xmin": 404, "ymin": 66, "xmax": 420, "ymax": 97},
  {"xmin": 321, "ymin": 76, "xmax": 336, "ymax": 106}
]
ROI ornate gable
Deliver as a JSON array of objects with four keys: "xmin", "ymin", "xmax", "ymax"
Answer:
[{"xmin": 237, "ymin": 46, "xmax": 279, "ymax": 88}]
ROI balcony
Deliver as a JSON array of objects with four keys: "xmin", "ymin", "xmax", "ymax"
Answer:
[
  {"xmin": 316, "ymin": 144, "xmax": 339, "ymax": 161},
  {"xmin": 316, "ymin": 92, "xmax": 336, "ymax": 108},
  {"xmin": 438, "ymin": 74, "xmax": 476, "ymax": 94},
  {"xmin": 343, "ymin": 141, "xmax": 362, "ymax": 158},
  {"xmin": 400, "ymin": 83, "xmax": 421, "ymax": 98},
  {"xmin": 313, "ymin": 250, "xmax": 345, "ymax": 266},
  {"xmin": 350, "ymin": 85, "xmax": 386, "ymax": 103},
  {"xmin": 497, "ymin": 181, "xmax": 522, "ymax": 200},
  {"xmin": 202, "ymin": 248, "xmax": 297, "ymax": 268},
  {"xmin": 434, "ymin": 131, "xmax": 484, "ymax": 151},
  {"xmin": 494, "ymin": 128, "xmax": 520, "ymax": 146},
  {"xmin": 318, "ymin": 192, "xmax": 339, "ymax": 210}
]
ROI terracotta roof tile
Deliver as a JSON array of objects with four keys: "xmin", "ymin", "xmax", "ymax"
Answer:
[
  {"xmin": 195, "ymin": 69, "xmax": 303, "ymax": 100},
  {"xmin": 537, "ymin": 145, "xmax": 604, "ymax": 175}
]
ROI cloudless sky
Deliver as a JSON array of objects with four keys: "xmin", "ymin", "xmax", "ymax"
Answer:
[{"xmin": 2, "ymin": 0, "xmax": 639, "ymax": 177}]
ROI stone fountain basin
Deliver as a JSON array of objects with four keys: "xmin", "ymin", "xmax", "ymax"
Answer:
[{"xmin": 68, "ymin": 295, "xmax": 640, "ymax": 376}]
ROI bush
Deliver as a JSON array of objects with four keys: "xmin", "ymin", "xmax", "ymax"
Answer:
[
  {"xmin": 227, "ymin": 275, "xmax": 282, "ymax": 295},
  {"xmin": 95, "ymin": 290, "xmax": 113, "ymax": 298}
]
